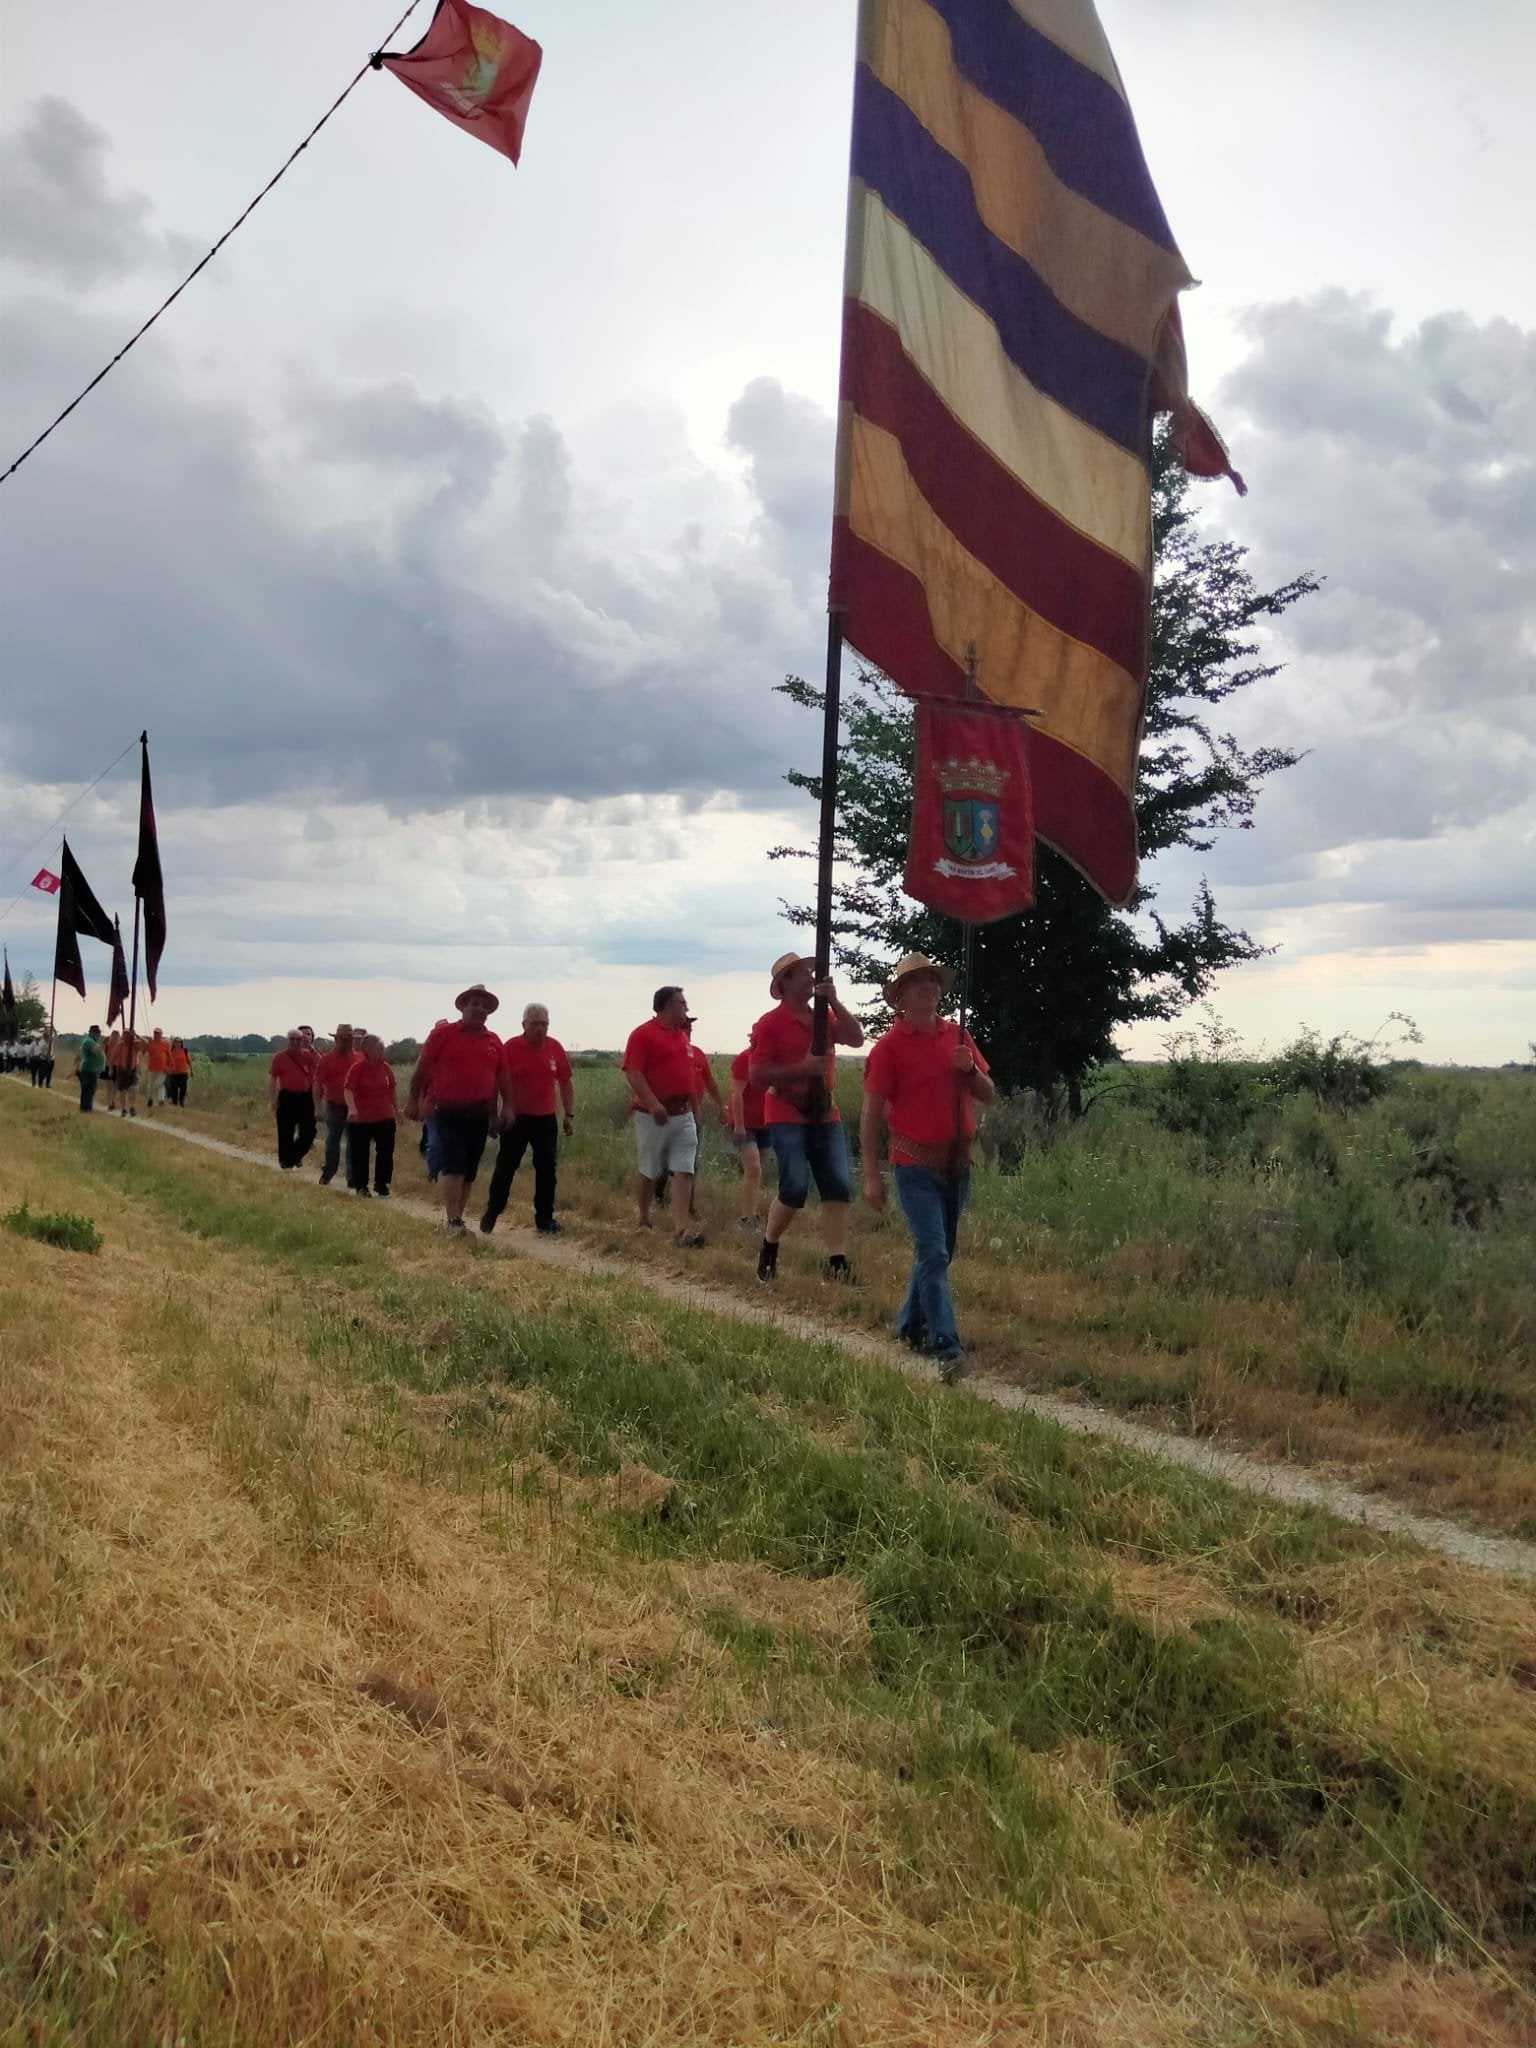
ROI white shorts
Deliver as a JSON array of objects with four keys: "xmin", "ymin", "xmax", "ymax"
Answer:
[{"xmin": 634, "ymin": 1111, "xmax": 698, "ymax": 1180}]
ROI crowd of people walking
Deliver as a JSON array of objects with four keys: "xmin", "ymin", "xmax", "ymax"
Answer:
[
  {"xmin": 12, "ymin": 951, "xmax": 994, "ymax": 1376},
  {"xmin": 65, "ymin": 1024, "xmax": 192, "ymax": 1117},
  {"xmin": 244, "ymin": 949, "xmax": 994, "ymax": 1375}
]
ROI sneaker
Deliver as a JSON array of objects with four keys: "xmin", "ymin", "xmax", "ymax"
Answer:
[
  {"xmin": 478, "ymin": 1215, "xmax": 495, "ymax": 1236},
  {"xmin": 897, "ymin": 1325, "xmax": 927, "ymax": 1353},
  {"xmin": 535, "ymin": 1219, "xmax": 561, "ymax": 1235},
  {"xmin": 823, "ymin": 1255, "xmax": 852, "ymax": 1284},
  {"xmin": 756, "ymin": 1238, "xmax": 779, "ymax": 1284},
  {"xmin": 353, "ymin": 1187, "xmax": 372, "ymax": 1198},
  {"xmin": 375, "ymin": 1190, "xmax": 389, "ymax": 1200},
  {"xmin": 446, "ymin": 1216, "xmax": 467, "ymax": 1235},
  {"xmin": 933, "ymin": 1347, "xmax": 967, "ymax": 1385},
  {"xmin": 736, "ymin": 1216, "xmax": 760, "ymax": 1235},
  {"xmin": 673, "ymin": 1229, "xmax": 706, "ymax": 1249},
  {"xmin": 318, "ymin": 1172, "xmax": 334, "ymax": 1186}
]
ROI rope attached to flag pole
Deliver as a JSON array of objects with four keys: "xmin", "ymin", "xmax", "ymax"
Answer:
[{"xmin": 0, "ymin": 0, "xmax": 428, "ymax": 489}]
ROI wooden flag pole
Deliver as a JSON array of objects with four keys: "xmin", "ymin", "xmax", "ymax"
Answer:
[{"xmin": 811, "ymin": 609, "xmax": 847, "ymax": 1063}]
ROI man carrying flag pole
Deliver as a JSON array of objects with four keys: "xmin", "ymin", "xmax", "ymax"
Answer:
[{"xmin": 816, "ymin": 0, "xmax": 1244, "ymax": 1352}]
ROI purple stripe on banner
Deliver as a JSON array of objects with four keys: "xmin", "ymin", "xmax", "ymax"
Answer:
[
  {"xmin": 853, "ymin": 71, "xmax": 1149, "ymax": 455},
  {"xmin": 924, "ymin": 0, "xmax": 1178, "ymax": 254}
]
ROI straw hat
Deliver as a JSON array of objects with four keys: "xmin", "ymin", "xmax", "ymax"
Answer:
[
  {"xmin": 769, "ymin": 951, "xmax": 816, "ymax": 998},
  {"xmin": 455, "ymin": 982, "xmax": 501, "ymax": 1014},
  {"xmin": 883, "ymin": 953, "xmax": 954, "ymax": 1006}
]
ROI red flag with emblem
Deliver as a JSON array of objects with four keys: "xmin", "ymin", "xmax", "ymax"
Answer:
[
  {"xmin": 904, "ymin": 701, "xmax": 1034, "ymax": 925},
  {"xmin": 381, "ymin": 0, "xmax": 542, "ymax": 165}
]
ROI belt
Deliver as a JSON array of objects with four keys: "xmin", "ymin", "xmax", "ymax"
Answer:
[{"xmin": 661, "ymin": 1096, "xmax": 694, "ymax": 1116}]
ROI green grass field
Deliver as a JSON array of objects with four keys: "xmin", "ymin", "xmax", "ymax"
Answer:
[
  {"xmin": 3, "ymin": 1079, "xmax": 1535, "ymax": 2044},
  {"xmin": 167, "ymin": 1047, "xmax": 1536, "ymax": 1539}
]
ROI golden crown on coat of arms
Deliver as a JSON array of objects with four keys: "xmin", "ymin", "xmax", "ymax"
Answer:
[{"xmin": 934, "ymin": 755, "xmax": 1009, "ymax": 798}]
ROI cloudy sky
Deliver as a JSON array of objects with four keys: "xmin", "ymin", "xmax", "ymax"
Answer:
[{"xmin": 2, "ymin": 0, "xmax": 1533, "ymax": 1062}]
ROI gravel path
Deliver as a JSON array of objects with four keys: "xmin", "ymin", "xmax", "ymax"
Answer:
[{"xmin": 20, "ymin": 1086, "xmax": 1536, "ymax": 1582}]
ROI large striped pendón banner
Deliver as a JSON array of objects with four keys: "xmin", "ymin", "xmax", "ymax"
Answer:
[{"xmin": 830, "ymin": 0, "xmax": 1227, "ymax": 907}]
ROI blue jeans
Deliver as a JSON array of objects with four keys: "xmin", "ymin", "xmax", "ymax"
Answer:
[
  {"xmin": 894, "ymin": 1167, "xmax": 969, "ymax": 1356},
  {"xmin": 770, "ymin": 1121, "xmax": 852, "ymax": 1208}
]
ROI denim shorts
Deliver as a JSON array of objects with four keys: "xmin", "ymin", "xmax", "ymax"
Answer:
[{"xmin": 769, "ymin": 1120, "xmax": 851, "ymax": 1208}]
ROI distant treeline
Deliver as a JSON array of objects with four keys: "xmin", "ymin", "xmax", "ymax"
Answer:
[{"xmin": 47, "ymin": 1032, "xmax": 622, "ymax": 1069}]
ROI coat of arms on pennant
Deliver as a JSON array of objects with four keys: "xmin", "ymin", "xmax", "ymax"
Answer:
[{"xmin": 904, "ymin": 702, "xmax": 1035, "ymax": 925}]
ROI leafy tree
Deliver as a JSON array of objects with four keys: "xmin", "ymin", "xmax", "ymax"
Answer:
[
  {"xmin": 773, "ymin": 430, "xmax": 1319, "ymax": 1108},
  {"xmin": 12, "ymin": 972, "xmax": 46, "ymax": 1037}
]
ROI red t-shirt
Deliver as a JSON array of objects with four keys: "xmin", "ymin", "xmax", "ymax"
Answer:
[
  {"xmin": 269, "ymin": 1047, "xmax": 316, "ymax": 1092},
  {"xmin": 749, "ymin": 1004, "xmax": 839, "ymax": 1125},
  {"xmin": 729, "ymin": 1047, "xmax": 768, "ymax": 1128},
  {"xmin": 622, "ymin": 1018, "xmax": 695, "ymax": 1105},
  {"xmin": 417, "ymin": 1021, "xmax": 503, "ymax": 1108},
  {"xmin": 169, "ymin": 1045, "xmax": 192, "ymax": 1075},
  {"xmin": 346, "ymin": 1055, "xmax": 398, "ymax": 1124},
  {"xmin": 314, "ymin": 1048, "xmax": 356, "ymax": 1104},
  {"xmin": 501, "ymin": 1033, "xmax": 572, "ymax": 1118},
  {"xmin": 863, "ymin": 1019, "xmax": 990, "ymax": 1166},
  {"xmin": 146, "ymin": 1037, "xmax": 172, "ymax": 1074}
]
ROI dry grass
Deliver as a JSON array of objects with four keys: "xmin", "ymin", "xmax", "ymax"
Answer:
[{"xmin": 4, "ymin": 1091, "xmax": 1535, "ymax": 2045}]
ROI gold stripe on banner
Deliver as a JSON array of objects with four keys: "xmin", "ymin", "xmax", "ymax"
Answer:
[
  {"xmin": 854, "ymin": 188, "xmax": 1153, "ymax": 569},
  {"xmin": 871, "ymin": 0, "xmax": 1188, "ymax": 356},
  {"xmin": 844, "ymin": 411, "xmax": 1143, "ymax": 793}
]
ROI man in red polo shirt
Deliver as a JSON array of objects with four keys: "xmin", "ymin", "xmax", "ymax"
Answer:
[
  {"xmin": 343, "ymin": 1034, "xmax": 398, "ymax": 1198},
  {"xmin": 268, "ymin": 1028, "xmax": 319, "ymax": 1170},
  {"xmin": 313, "ymin": 1023, "xmax": 357, "ymax": 1185},
  {"xmin": 749, "ymin": 950, "xmax": 864, "ymax": 1283},
  {"xmin": 404, "ymin": 984, "xmax": 503, "ymax": 1233},
  {"xmin": 622, "ymin": 985, "xmax": 703, "ymax": 1244},
  {"xmin": 480, "ymin": 1002, "xmax": 574, "ymax": 1237},
  {"xmin": 860, "ymin": 954, "xmax": 995, "ymax": 1380}
]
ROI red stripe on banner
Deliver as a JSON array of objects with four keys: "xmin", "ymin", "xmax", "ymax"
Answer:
[
  {"xmin": 832, "ymin": 520, "xmax": 1138, "ymax": 905},
  {"xmin": 843, "ymin": 302, "xmax": 1148, "ymax": 679}
]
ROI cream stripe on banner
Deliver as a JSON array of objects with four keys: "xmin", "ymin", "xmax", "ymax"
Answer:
[
  {"xmin": 854, "ymin": 186, "xmax": 1152, "ymax": 570},
  {"xmin": 844, "ymin": 412, "xmax": 1143, "ymax": 791},
  {"xmin": 1008, "ymin": 0, "xmax": 1127, "ymax": 95},
  {"xmin": 872, "ymin": 0, "xmax": 1188, "ymax": 355}
]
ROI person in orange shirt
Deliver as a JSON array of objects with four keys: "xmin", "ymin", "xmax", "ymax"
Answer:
[
  {"xmin": 481, "ymin": 1003, "xmax": 574, "ymax": 1237},
  {"xmin": 343, "ymin": 1035, "xmax": 398, "ymax": 1198},
  {"xmin": 167, "ymin": 1037, "xmax": 192, "ymax": 1106},
  {"xmin": 144, "ymin": 1027, "xmax": 172, "ymax": 1112},
  {"xmin": 749, "ymin": 951, "xmax": 863, "ymax": 1283},
  {"xmin": 404, "ymin": 986, "xmax": 503, "ymax": 1233},
  {"xmin": 114, "ymin": 1030, "xmax": 142, "ymax": 1118},
  {"xmin": 268, "ymin": 1029, "xmax": 319, "ymax": 1169},
  {"xmin": 859, "ymin": 955, "xmax": 995, "ymax": 1380},
  {"xmin": 312, "ymin": 1024, "xmax": 358, "ymax": 1186}
]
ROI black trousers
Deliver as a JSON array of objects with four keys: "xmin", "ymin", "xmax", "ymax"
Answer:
[
  {"xmin": 483, "ymin": 1114, "xmax": 558, "ymax": 1227},
  {"xmin": 79, "ymin": 1070, "xmax": 99, "ymax": 1113},
  {"xmin": 167, "ymin": 1072, "xmax": 188, "ymax": 1106},
  {"xmin": 347, "ymin": 1120, "xmax": 396, "ymax": 1193},
  {"xmin": 274, "ymin": 1089, "xmax": 317, "ymax": 1168}
]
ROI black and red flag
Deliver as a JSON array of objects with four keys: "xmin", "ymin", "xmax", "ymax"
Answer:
[
  {"xmin": 1, "ymin": 950, "xmax": 15, "ymax": 1037},
  {"xmin": 107, "ymin": 917, "xmax": 131, "ymax": 1027},
  {"xmin": 132, "ymin": 732, "xmax": 167, "ymax": 1000},
  {"xmin": 53, "ymin": 837, "xmax": 115, "ymax": 1000}
]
